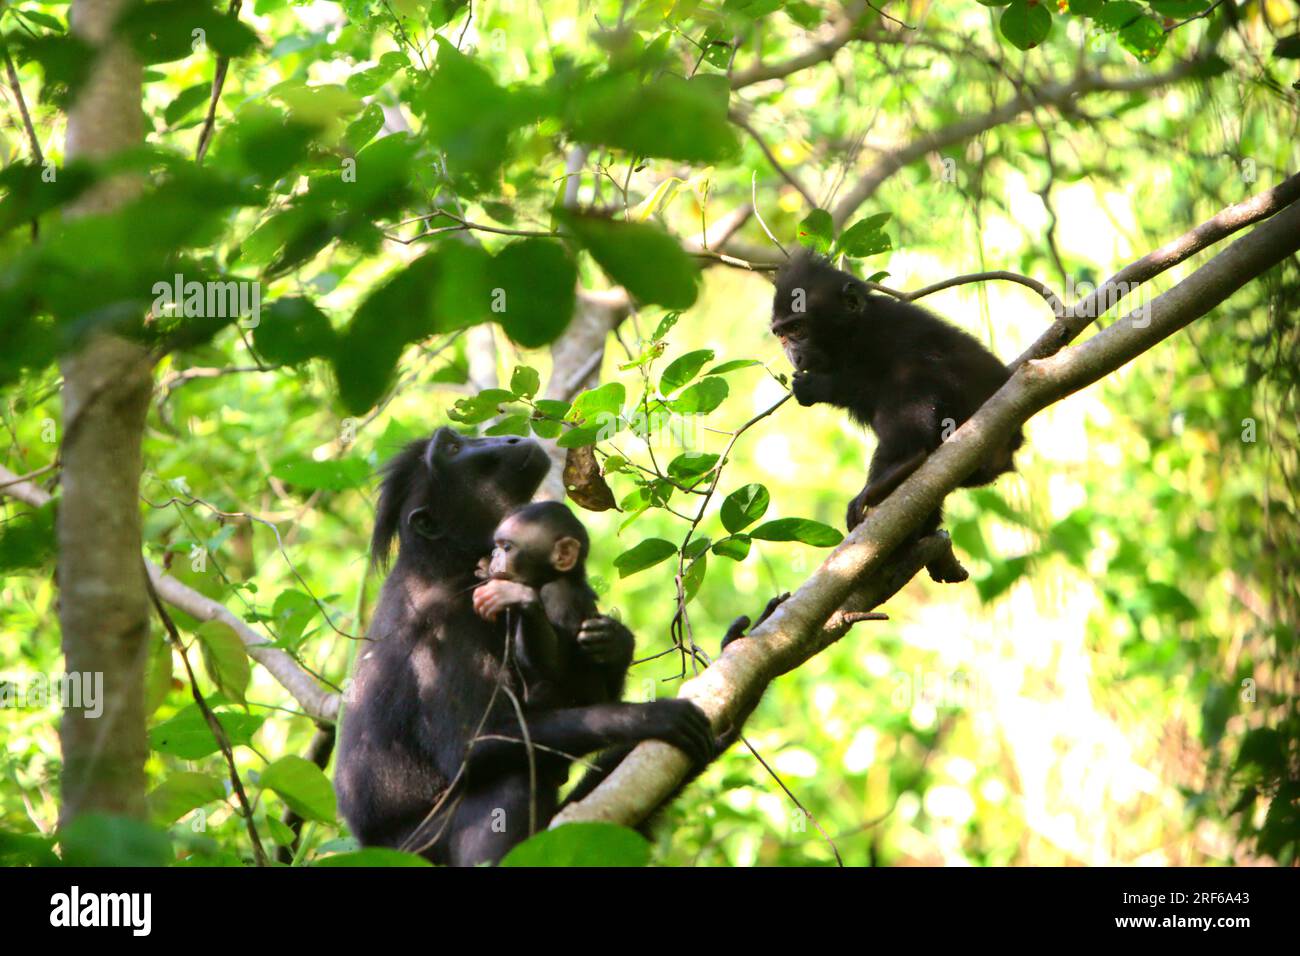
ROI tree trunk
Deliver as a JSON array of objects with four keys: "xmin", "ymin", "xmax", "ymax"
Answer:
[{"xmin": 57, "ymin": 0, "xmax": 152, "ymax": 823}]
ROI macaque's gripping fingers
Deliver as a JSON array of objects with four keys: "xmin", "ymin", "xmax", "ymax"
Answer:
[
  {"xmin": 580, "ymin": 617, "xmax": 634, "ymax": 657},
  {"xmin": 471, "ymin": 587, "xmax": 496, "ymax": 620},
  {"xmin": 846, "ymin": 493, "xmax": 868, "ymax": 531},
  {"xmin": 791, "ymin": 372, "xmax": 818, "ymax": 407},
  {"xmin": 473, "ymin": 557, "xmax": 490, "ymax": 581},
  {"xmin": 754, "ymin": 592, "xmax": 791, "ymax": 627},
  {"xmin": 658, "ymin": 701, "xmax": 714, "ymax": 766},
  {"xmin": 479, "ymin": 580, "xmax": 537, "ymax": 611},
  {"xmin": 721, "ymin": 615, "xmax": 751, "ymax": 652}
]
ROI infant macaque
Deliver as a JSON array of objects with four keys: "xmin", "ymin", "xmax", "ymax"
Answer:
[{"xmin": 472, "ymin": 502, "xmax": 633, "ymax": 707}]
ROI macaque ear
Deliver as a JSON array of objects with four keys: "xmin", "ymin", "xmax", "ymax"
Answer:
[
  {"xmin": 841, "ymin": 282, "xmax": 867, "ymax": 314},
  {"xmin": 551, "ymin": 537, "xmax": 582, "ymax": 574}
]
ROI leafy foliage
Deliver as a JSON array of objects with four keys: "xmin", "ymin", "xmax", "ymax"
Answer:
[{"xmin": 0, "ymin": 0, "xmax": 1294, "ymax": 870}]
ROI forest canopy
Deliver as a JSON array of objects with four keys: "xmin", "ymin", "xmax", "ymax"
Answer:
[{"xmin": 0, "ymin": 0, "xmax": 1297, "ymax": 867}]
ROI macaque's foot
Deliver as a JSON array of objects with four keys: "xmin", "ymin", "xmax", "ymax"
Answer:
[
  {"xmin": 721, "ymin": 592, "xmax": 791, "ymax": 652},
  {"xmin": 846, "ymin": 489, "xmax": 872, "ymax": 530},
  {"xmin": 923, "ymin": 532, "xmax": 969, "ymax": 584}
]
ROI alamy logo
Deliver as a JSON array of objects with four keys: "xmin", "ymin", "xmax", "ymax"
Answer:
[
  {"xmin": 0, "ymin": 671, "xmax": 103, "ymax": 717},
  {"xmin": 151, "ymin": 274, "xmax": 261, "ymax": 328},
  {"xmin": 49, "ymin": 886, "xmax": 151, "ymax": 936}
]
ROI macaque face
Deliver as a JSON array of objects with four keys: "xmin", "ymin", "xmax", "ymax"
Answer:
[
  {"xmin": 487, "ymin": 514, "xmax": 580, "ymax": 585},
  {"xmin": 771, "ymin": 276, "xmax": 860, "ymax": 375}
]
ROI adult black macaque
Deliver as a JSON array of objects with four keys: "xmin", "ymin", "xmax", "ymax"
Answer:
[
  {"xmin": 770, "ymin": 251, "xmax": 1023, "ymax": 537},
  {"xmin": 334, "ymin": 427, "xmax": 714, "ymax": 866},
  {"xmin": 472, "ymin": 501, "xmax": 630, "ymax": 709}
]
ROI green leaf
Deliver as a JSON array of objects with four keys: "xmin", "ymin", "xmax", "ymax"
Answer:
[
  {"xmin": 315, "ymin": 848, "xmax": 433, "ymax": 866},
  {"xmin": 164, "ymin": 84, "xmax": 212, "ymax": 127},
  {"xmin": 566, "ymin": 72, "xmax": 738, "ymax": 164},
  {"xmin": 721, "ymin": 483, "xmax": 770, "ymax": 533},
  {"xmin": 261, "ymin": 755, "xmax": 338, "ymax": 823},
  {"xmin": 563, "ymin": 215, "xmax": 700, "ymax": 310},
  {"xmin": 270, "ymin": 589, "xmax": 319, "ymax": 648},
  {"xmin": 510, "ymin": 365, "xmax": 541, "ymax": 398},
  {"xmin": 195, "ymin": 620, "xmax": 250, "ymax": 705},
  {"xmin": 1149, "ymin": 0, "xmax": 1208, "ymax": 16},
  {"xmin": 1066, "ymin": 0, "xmax": 1104, "ymax": 13},
  {"xmin": 149, "ymin": 704, "xmax": 265, "ymax": 759},
  {"xmin": 683, "ymin": 553, "xmax": 708, "ymax": 603},
  {"xmin": 266, "ymin": 816, "xmax": 296, "ymax": 847},
  {"xmin": 749, "ymin": 517, "xmax": 843, "ymax": 547},
  {"xmin": 500, "ymin": 822, "xmax": 651, "ymax": 866},
  {"xmin": 712, "ymin": 534, "xmax": 752, "ymax": 560},
  {"xmin": 614, "ymin": 538, "xmax": 678, "ymax": 577},
  {"xmin": 0, "ymin": 500, "xmax": 57, "ymax": 572},
  {"xmin": 272, "ymin": 456, "xmax": 370, "ymax": 491},
  {"xmin": 797, "ymin": 209, "xmax": 833, "ymax": 253},
  {"xmin": 145, "ymin": 638, "xmax": 174, "ymax": 714},
  {"xmin": 344, "ymin": 103, "xmax": 386, "ymax": 151},
  {"xmin": 253, "ymin": 297, "xmax": 335, "ymax": 365},
  {"xmin": 485, "ymin": 413, "xmax": 531, "ymax": 437},
  {"xmin": 652, "ymin": 312, "xmax": 680, "ymax": 342},
  {"xmin": 331, "ymin": 252, "xmax": 443, "ymax": 414},
  {"xmin": 419, "ymin": 37, "xmax": 534, "ymax": 187},
  {"xmin": 660, "ymin": 349, "xmax": 715, "ymax": 394},
  {"xmin": 556, "ymin": 422, "xmax": 607, "ymax": 448},
  {"xmin": 149, "ymin": 772, "xmax": 226, "ymax": 824},
  {"xmin": 1096, "ymin": 0, "xmax": 1144, "ymax": 29},
  {"xmin": 707, "ymin": 358, "xmax": 763, "ymax": 375},
  {"xmin": 667, "ymin": 452, "xmax": 719, "ymax": 484},
  {"xmin": 59, "ymin": 813, "xmax": 172, "ymax": 867},
  {"xmin": 489, "ymin": 240, "xmax": 578, "ymax": 347},
  {"xmin": 570, "ymin": 382, "xmax": 626, "ymax": 422},
  {"xmin": 117, "ymin": 0, "xmax": 261, "ymax": 65},
  {"xmin": 1118, "ymin": 15, "xmax": 1167, "ymax": 62},
  {"xmin": 999, "ymin": 0, "xmax": 1053, "ymax": 51},
  {"xmin": 345, "ymin": 51, "xmax": 409, "ymax": 96},
  {"xmin": 449, "ymin": 388, "xmax": 517, "ymax": 425},
  {"xmin": 7, "ymin": 33, "xmax": 95, "ymax": 108},
  {"xmin": 836, "ymin": 213, "xmax": 892, "ymax": 258},
  {"xmin": 671, "ymin": 376, "xmax": 729, "ymax": 414}
]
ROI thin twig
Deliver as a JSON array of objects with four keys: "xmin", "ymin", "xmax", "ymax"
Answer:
[
  {"xmin": 194, "ymin": 0, "xmax": 243, "ymax": 164},
  {"xmin": 145, "ymin": 565, "xmax": 269, "ymax": 866}
]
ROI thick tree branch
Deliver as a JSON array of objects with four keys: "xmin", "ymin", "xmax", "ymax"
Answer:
[
  {"xmin": 553, "ymin": 186, "xmax": 1300, "ymax": 828},
  {"xmin": 0, "ymin": 465, "xmax": 341, "ymax": 723}
]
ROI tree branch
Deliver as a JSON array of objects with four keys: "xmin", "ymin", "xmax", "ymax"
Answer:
[
  {"xmin": 730, "ymin": 2, "xmax": 871, "ymax": 89},
  {"xmin": 830, "ymin": 58, "xmax": 1208, "ymax": 228},
  {"xmin": 553, "ymin": 185, "xmax": 1300, "ymax": 829},
  {"xmin": 0, "ymin": 465, "xmax": 341, "ymax": 723}
]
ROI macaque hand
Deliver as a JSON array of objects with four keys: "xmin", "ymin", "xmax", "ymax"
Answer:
[
  {"xmin": 473, "ymin": 556, "xmax": 491, "ymax": 581},
  {"xmin": 790, "ymin": 370, "xmax": 830, "ymax": 407},
  {"xmin": 577, "ymin": 615, "xmax": 634, "ymax": 666},
  {"xmin": 472, "ymin": 580, "xmax": 539, "ymax": 621}
]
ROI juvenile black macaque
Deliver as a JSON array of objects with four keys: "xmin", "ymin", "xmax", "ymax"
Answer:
[
  {"xmin": 472, "ymin": 501, "xmax": 631, "ymax": 709},
  {"xmin": 771, "ymin": 251, "xmax": 1023, "ymax": 540}
]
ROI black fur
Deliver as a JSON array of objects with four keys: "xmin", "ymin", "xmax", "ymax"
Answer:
[
  {"xmin": 335, "ymin": 427, "xmax": 717, "ymax": 865},
  {"xmin": 771, "ymin": 252, "xmax": 1023, "ymax": 534}
]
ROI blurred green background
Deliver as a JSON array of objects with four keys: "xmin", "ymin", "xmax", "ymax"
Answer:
[{"xmin": 1, "ymin": 0, "xmax": 1297, "ymax": 865}]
